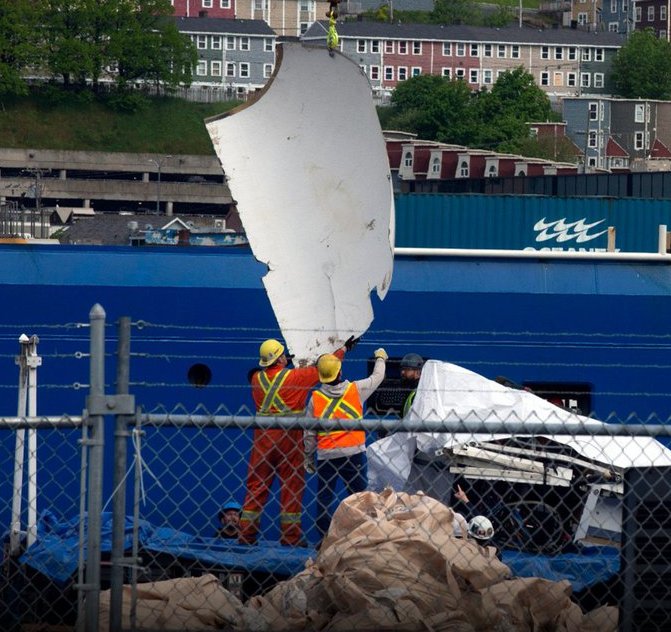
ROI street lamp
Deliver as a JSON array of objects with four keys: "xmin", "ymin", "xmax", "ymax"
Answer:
[{"xmin": 148, "ymin": 155, "xmax": 172, "ymax": 214}]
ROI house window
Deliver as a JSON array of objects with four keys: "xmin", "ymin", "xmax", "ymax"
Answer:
[
  {"xmin": 635, "ymin": 103, "xmax": 645, "ymax": 122},
  {"xmin": 635, "ymin": 131, "xmax": 644, "ymax": 149},
  {"xmin": 610, "ymin": 0, "xmax": 616, "ymax": 10},
  {"xmin": 300, "ymin": 22, "xmax": 309, "ymax": 35},
  {"xmin": 608, "ymin": 22, "xmax": 619, "ymax": 32},
  {"xmin": 196, "ymin": 60, "xmax": 207, "ymax": 76},
  {"xmin": 469, "ymin": 69, "xmax": 479, "ymax": 83},
  {"xmin": 220, "ymin": 0, "xmax": 231, "ymax": 6},
  {"xmin": 582, "ymin": 48, "xmax": 591, "ymax": 61},
  {"xmin": 443, "ymin": 42, "xmax": 452, "ymax": 55},
  {"xmin": 264, "ymin": 64, "xmax": 273, "ymax": 78},
  {"xmin": 239, "ymin": 37, "xmax": 250, "ymax": 51},
  {"xmin": 635, "ymin": 6, "xmax": 641, "ymax": 21},
  {"xmin": 398, "ymin": 41, "xmax": 408, "ymax": 54},
  {"xmin": 648, "ymin": 6, "xmax": 655, "ymax": 20},
  {"xmin": 661, "ymin": 30, "xmax": 668, "ymax": 39},
  {"xmin": 594, "ymin": 48, "xmax": 604, "ymax": 62},
  {"xmin": 553, "ymin": 71, "xmax": 563, "ymax": 86},
  {"xmin": 197, "ymin": 35, "xmax": 207, "ymax": 49},
  {"xmin": 264, "ymin": 38, "xmax": 273, "ymax": 52},
  {"xmin": 384, "ymin": 66, "xmax": 394, "ymax": 80},
  {"xmin": 455, "ymin": 68, "xmax": 466, "ymax": 79},
  {"xmin": 568, "ymin": 47, "xmax": 577, "ymax": 60},
  {"xmin": 254, "ymin": 0, "xmax": 263, "ymax": 8},
  {"xmin": 541, "ymin": 46, "xmax": 549, "ymax": 59},
  {"xmin": 203, "ymin": 0, "xmax": 213, "ymax": 7},
  {"xmin": 211, "ymin": 36, "xmax": 222, "ymax": 50},
  {"xmin": 567, "ymin": 72, "xmax": 577, "ymax": 87},
  {"xmin": 589, "ymin": 102, "xmax": 598, "ymax": 120},
  {"xmin": 484, "ymin": 44, "xmax": 493, "ymax": 57},
  {"xmin": 662, "ymin": 5, "xmax": 668, "ymax": 20},
  {"xmin": 580, "ymin": 73, "xmax": 590, "ymax": 88},
  {"xmin": 555, "ymin": 47, "xmax": 563, "ymax": 60},
  {"xmin": 587, "ymin": 157, "xmax": 597, "ymax": 167},
  {"xmin": 483, "ymin": 69, "xmax": 493, "ymax": 84},
  {"xmin": 456, "ymin": 43, "xmax": 465, "ymax": 56},
  {"xmin": 442, "ymin": 67, "xmax": 451, "ymax": 78},
  {"xmin": 300, "ymin": 0, "xmax": 311, "ymax": 10},
  {"xmin": 459, "ymin": 160, "xmax": 469, "ymax": 177},
  {"xmin": 431, "ymin": 157, "xmax": 441, "ymax": 174},
  {"xmin": 404, "ymin": 152, "xmax": 413, "ymax": 167},
  {"xmin": 470, "ymin": 43, "xmax": 479, "ymax": 56},
  {"xmin": 239, "ymin": 62, "xmax": 250, "ymax": 78},
  {"xmin": 594, "ymin": 73, "xmax": 604, "ymax": 88},
  {"xmin": 226, "ymin": 62, "xmax": 235, "ymax": 77},
  {"xmin": 511, "ymin": 45, "xmax": 520, "ymax": 59},
  {"xmin": 578, "ymin": 12, "xmax": 588, "ymax": 24},
  {"xmin": 226, "ymin": 36, "xmax": 235, "ymax": 50},
  {"xmin": 487, "ymin": 164, "xmax": 498, "ymax": 177},
  {"xmin": 497, "ymin": 44, "xmax": 506, "ymax": 57},
  {"xmin": 385, "ymin": 41, "xmax": 394, "ymax": 54},
  {"xmin": 371, "ymin": 40, "xmax": 380, "ymax": 53},
  {"xmin": 413, "ymin": 41, "xmax": 422, "ymax": 55},
  {"xmin": 540, "ymin": 71, "xmax": 549, "ymax": 86},
  {"xmin": 398, "ymin": 67, "xmax": 408, "ymax": 81},
  {"xmin": 411, "ymin": 67, "xmax": 421, "ymax": 77},
  {"xmin": 357, "ymin": 40, "xmax": 367, "ymax": 53},
  {"xmin": 370, "ymin": 66, "xmax": 380, "ymax": 80},
  {"xmin": 211, "ymin": 60, "xmax": 222, "ymax": 76}
]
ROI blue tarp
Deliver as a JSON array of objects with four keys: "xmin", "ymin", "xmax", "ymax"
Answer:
[
  {"xmin": 501, "ymin": 546, "xmax": 620, "ymax": 593},
  {"xmin": 16, "ymin": 512, "xmax": 619, "ymax": 591},
  {"xmin": 17, "ymin": 512, "xmax": 315, "ymax": 583}
]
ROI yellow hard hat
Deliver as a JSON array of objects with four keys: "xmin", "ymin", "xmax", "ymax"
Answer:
[
  {"xmin": 259, "ymin": 339, "xmax": 285, "ymax": 367},
  {"xmin": 317, "ymin": 354, "xmax": 342, "ymax": 383}
]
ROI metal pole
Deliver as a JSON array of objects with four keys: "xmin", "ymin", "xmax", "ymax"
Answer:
[
  {"xmin": 10, "ymin": 335, "xmax": 30, "ymax": 555},
  {"xmin": 156, "ymin": 164, "xmax": 161, "ymax": 214},
  {"xmin": 85, "ymin": 303, "xmax": 106, "ymax": 632},
  {"xmin": 25, "ymin": 335, "xmax": 41, "ymax": 549},
  {"xmin": 110, "ymin": 317, "xmax": 131, "ymax": 632}
]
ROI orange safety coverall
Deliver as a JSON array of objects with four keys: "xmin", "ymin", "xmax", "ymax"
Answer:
[{"xmin": 239, "ymin": 348, "xmax": 345, "ymax": 545}]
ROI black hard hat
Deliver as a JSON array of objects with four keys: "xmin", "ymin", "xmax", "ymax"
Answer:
[{"xmin": 400, "ymin": 353, "xmax": 424, "ymax": 369}]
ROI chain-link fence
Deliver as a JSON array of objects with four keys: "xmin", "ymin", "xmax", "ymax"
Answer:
[{"xmin": 1, "ymin": 306, "xmax": 671, "ymax": 631}]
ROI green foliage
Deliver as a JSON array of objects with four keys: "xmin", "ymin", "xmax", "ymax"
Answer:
[
  {"xmin": 384, "ymin": 68, "xmax": 561, "ymax": 157},
  {"xmin": 612, "ymin": 29, "xmax": 671, "ymax": 99},
  {"xmin": 0, "ymin": 90, "xmax": 239, "ymax": 154},
  {"xmin": 0, "ymin": 0, "xmax": 40, "ymax": 97},
  {"xmin": 106, "ymin": 90, "xmax": 150, "ymax": 113}
]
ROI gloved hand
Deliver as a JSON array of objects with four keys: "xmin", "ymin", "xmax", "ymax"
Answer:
[
  {"xmin": 344, "ymin": 335, "xmax": 361, "ymax": 352},
  {"xmin": 304, "ymin": 454, "xmax": 316, "ymax": 474},
  {"xmin": 374, "ymin": 348, "xmax": 388, "ymax": 360}
]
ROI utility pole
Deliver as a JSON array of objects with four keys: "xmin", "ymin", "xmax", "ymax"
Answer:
[
  {"xmin": 148, "ymin": 156, "xmax": 172, "ymax": 214},
  {"xmin": 519, "ymin": 0, "xmax": 523, "ymax": 27}
]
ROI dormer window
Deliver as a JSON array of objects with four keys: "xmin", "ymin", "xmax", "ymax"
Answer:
[
  {"xmin": 431, "ymin": 157, "xmax": 441, "ymax": 175},
  {"xmin": 459, "ymin": 160, "xmax": 469, "ymax": 177},
  {"xmin": 404, "ymin": 151, "xmax": 413, "ymax": 168}
]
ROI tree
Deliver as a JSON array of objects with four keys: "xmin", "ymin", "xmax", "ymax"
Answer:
[
  {"xmin": 611, "ymin": 29, "xmax": 671, "ymax": 99},
  {"xmin": 37, "ymin": 0, "xmax": 195, "ymax": 91},
  {"xmin": 388, "ymin": 74, "xmax": 475, "ymax": 143},
  {"xmin": 0, "ymin": 0, "xmax": 41, "ymax": 96},
  {"xmin": 431, "ymin": 0, "xmax": 480, "ymax": 25},
  {"xmin": 472, "ymin": 67, "xmax": 558, "ymax": 149}
]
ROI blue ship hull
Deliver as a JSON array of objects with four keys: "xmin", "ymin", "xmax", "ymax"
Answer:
[{"xmin": 2, "ymin": 243, "xmax": 671, "ymax": 538}]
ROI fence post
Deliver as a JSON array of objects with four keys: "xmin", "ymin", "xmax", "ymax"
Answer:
[
  {"xmin": 110, "ymin": 317, "xmax": 132, "ymax": 632},
  {"xmin": 84, "ymin": 304, "xmax": 106, "ymax": 632}
]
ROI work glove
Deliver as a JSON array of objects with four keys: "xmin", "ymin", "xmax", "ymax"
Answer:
[
  {"xmin": 304, "ymin": 454, "xmax": 316, "ymax": 475},
  {"xmin": 344, "ymin": 335, "xmax": 361, "ymax": 352},
  {"xmin": 374, "ymin": 348, "xmax": 388, "ymax": 361}
]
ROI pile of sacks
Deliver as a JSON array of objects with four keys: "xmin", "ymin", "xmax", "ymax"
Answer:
[{"xmin": 98, "ymin": 489, "xmax": 617, "ymax": 631}]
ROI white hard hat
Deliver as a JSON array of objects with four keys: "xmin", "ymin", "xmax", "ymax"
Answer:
[{"xmin": 467, "ymin": 515, "xmax": 494, "ymax": 541}]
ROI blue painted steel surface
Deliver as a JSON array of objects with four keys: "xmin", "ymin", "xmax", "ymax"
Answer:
[
  {"xmin": 2, "ymin": 244, "xmax": 671, "ymax": 536},
  {"xmin": 395, "ymin": 194, "xmax": 671, "ymax": 252}
]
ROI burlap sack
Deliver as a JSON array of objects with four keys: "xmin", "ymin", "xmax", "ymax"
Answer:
[{"xmin": 97, "ymin": 574, "xmax": 265, "ymax": 632}]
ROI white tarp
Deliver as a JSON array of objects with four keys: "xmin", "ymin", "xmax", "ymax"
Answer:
[
  {"xmin": 206, "ymin": 43, "xmax": 394, "ymax": 363},
  {"xmin": 368, "ymin": 360, "xmax": 671, "ymax": 491}
]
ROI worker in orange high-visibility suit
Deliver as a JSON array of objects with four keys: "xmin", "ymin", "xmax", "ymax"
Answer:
[
  {"xmin": 304, "ymin": 348, "xmax": 387, "ymax": 543},
  {"xmin": 238, "ymin": 337, "xmax": 352, "ymax": 546}
]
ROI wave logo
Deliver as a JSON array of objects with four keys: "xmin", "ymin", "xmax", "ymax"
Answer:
[{"xmin": 533, "ymin": 217, "xmax": 609, "ymax": 244}]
